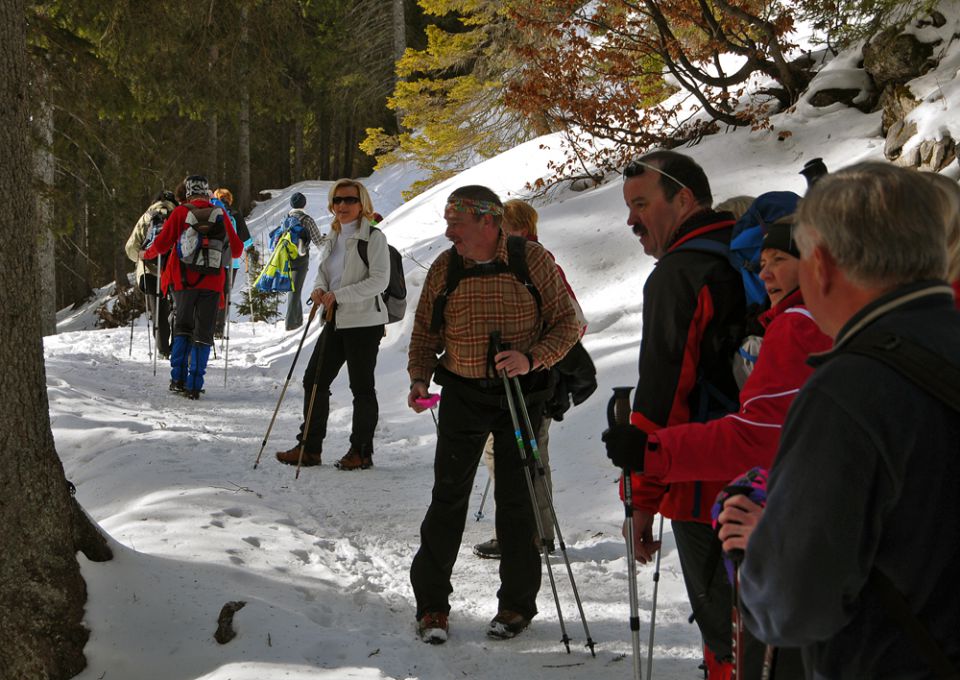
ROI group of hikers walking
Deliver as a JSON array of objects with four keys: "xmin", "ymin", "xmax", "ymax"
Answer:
[{"xmin": 126, "ymin": 156, "xmax": 960, "ymax": 678}]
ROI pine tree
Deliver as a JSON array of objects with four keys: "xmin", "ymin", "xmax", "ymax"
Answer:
[{"xmin": 362, "ymin": 0, "xmax": 542, "ymax": 196}]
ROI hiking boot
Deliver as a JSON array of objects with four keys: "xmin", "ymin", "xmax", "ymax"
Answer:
[
  {"xmin": 474, "ymin": 538, "xmax": 501, "ymax": 559},
  {"xmin": 169, "ymin": 380, "xmax": 185, "ymax": 393},
  {"xmin": 276, "ymin": 445, "xmax": 322, "ymax": 467},
  {"xmin": 334, "ymin": 446, "xmax": 373, "ymax": 470},
  {"xmin": 187, "ymin": 390, "xmax": 200, "ymax": 400},
  {"xmin": 417, "ymin": 612, "xmax": 448, "ymax": 644},
  {"xmin": 487, "ymin": 609, "xmax": 531, "ymax": 640}
]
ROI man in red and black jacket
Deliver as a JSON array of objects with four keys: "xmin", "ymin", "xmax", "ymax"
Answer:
[
  {"xmin": 604, "ymin": 151, "xmax": 764, "ymax": 679},
  {"xmin": 141, "ymin": 175, "xmax": 243, "ymax": 399}
]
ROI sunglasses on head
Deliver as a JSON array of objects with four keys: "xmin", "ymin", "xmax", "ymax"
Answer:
[
  {"xmin": 332, "ymin": 196, "xmax": 361, "ymax": 205},
  {"xmin": 623, "ymin": 159, "xmax": 691, "ymax": 194}
]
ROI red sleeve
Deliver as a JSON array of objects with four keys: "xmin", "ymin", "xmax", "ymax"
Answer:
[{"xmin": 643, "ymin": 308, "xmax": 832, "ymax": 484}]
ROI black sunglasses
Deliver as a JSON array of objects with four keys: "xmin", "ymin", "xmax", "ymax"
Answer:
[{"xmin": 332, "ymin": 196, "xmax": 361, "ymax": 205}]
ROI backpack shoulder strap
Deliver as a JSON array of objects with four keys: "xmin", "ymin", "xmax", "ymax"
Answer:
[
  {"xmin": 430, "ymin": 246, "xmax": 465, "ymax": 333},
  {"xmin": 672, "ymin": 236, "xmax": 730, "ymax": 260},
  {"xmin": 356, "ymin": 225, "xmax": 380, "ymax": 268},
  {"xmin": 506, "ymin": 235, "xmax": 542, "ymax": 314},
  {"xmin": 837, "ymin": 329, "xmax": 960, "ymax": 413}
]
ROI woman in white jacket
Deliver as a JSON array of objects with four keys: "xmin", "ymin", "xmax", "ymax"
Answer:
[{"xmin": 276, "ymin": 178, "xmax": 390, "ymax": 471}]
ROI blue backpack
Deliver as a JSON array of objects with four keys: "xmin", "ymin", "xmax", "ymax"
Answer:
[
  {"xmin": 269, "ymin": 213, "xmax": 306, "ymax": 254},
  {"xmin": 677, "ymin": 191, "xmax": 801, "ymax": 308}
]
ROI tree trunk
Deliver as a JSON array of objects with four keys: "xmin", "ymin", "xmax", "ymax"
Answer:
[
  {"xmin": 393, "ymin": 0, "xmax": 405, "ymax": 130},
  {"xmin": 238, "ymin": 86, "xmax": 251, "ymax": 212},
  {"xmin": 34, "ymin": 77, "xmax": 57, "ymax": 336},
  {"xmin": 293, "ymin": 117, "xmax": 304, "ymax": 182},
  {"xmin": 0, "ymin": 3, "xmax": 112, "ymax": 677},
  {"xmin": 320, "ymin": 110, "xmax": 331, "ymax": 179},
  {"xmin": 207, "ymin": 44, "xmax": 220, "ymax": 183},
  {"xmin": 207, "ymin": 112, "xmax": 219, "ymax": 183},
  {"xmin": 238, "ymin": 4, "xmax": 251, "ymax": 213}
]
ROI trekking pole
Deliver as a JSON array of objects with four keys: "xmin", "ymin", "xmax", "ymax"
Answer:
[
  {"xmin": 144, "ymin": 291, "xmax": 153, "ymax": 363},
  {"xmin": 296, "ymin": 304, "xmax": 335, "ymax": 479},
  {"xmin": 252, "ymin": 302, "xmax": 318, "ymax": 469},
  {"xmin": 609, "ymin": 386, "xmax": 643, "ymax": 680},
  {"xmin": 507, "ymin": 363, "xmax": 596, "ymax": 656},
  {"xmin": 491, "ymin": 331, "xmax": 572, "ymax": 654},
  {"xmin": 475, "ymin": 474, "xmax": 492, "ymax": 521},
  {"xmin": 224, "ymin": 268, "xmax": 232, "ymax": 387},
  {"xmin": 646, "ymin": 513, "xmax": 664, "ymax": 678},
  {"xmin": 128, "ymin": 297, "xmax": 135, "ymax": 356}
]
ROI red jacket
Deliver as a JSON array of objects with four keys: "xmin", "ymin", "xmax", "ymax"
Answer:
[
  {"xmin": 635, "ymin": 289, "xmax": 832, "ymax": 509},
  {"xmin": 143, "ymin": 198, "xmax": 244, "ymax": 306}
]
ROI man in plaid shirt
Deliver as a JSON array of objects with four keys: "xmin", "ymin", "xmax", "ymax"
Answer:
[{"xmin": 407, "ymin": 185, "xmax": 579, "ymax": 644}]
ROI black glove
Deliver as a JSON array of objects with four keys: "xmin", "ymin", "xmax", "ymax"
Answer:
[{"xmin": 602, "ymin": 423, "xmax": 648, "ymax": 472}]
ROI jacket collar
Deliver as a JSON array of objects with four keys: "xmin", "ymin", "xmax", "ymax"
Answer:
[
  {"xmin": 759, "ymin": 287, "xmax": 803, "ymax": 328},
  {"xmin": 667, "ymin": 210, "xmax": 737, "ymax": 253},
  {"xmin": 809, "ymin": 280, "xmax": 954, "ymax": 366}
]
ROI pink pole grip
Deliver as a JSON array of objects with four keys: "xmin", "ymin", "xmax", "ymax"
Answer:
[{"xmin": 415, "ymin": 394, "xmax": 441, "ymax": 409}]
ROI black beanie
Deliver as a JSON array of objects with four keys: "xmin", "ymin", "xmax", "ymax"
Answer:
[
  {"xmin": 762, "ymin": 216, "xmax": 799, "ymax": 258},
  {"xmin": 290, "ymin": 192, "xmax": 306, "ymax": 209}
]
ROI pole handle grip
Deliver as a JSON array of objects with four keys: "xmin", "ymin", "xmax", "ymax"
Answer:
[{"xmin": 607, "ymin": 386, "xmax": 633, "ymax": 427}]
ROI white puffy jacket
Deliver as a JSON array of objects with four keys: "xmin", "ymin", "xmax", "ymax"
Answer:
[{"xmin": 312, "ymin": 217, "xmax": 389, "ymax": 329}]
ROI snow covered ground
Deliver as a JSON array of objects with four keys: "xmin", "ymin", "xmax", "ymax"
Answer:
[{"xmin": 48, "ymin": 16, "xmax": 960, "ymax": 679}]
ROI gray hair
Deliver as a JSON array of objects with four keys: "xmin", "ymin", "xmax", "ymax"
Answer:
[{"xmin": 795, "ymin": 162, "xmax": 948, "ymax": 287}]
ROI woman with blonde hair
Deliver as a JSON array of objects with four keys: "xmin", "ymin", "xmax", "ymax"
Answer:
[{"xmin": 276, "ymin": 178, "xmax": 391, "ymax": 471}]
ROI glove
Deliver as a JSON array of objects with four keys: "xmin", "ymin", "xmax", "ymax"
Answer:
[{"xmin": 602, "ymin": 423, "xmax": 648, "ymax": 472}]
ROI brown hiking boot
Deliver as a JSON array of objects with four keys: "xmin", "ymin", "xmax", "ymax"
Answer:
[
  {"xmin": 417, "ymin": 611, "xmax": 449, "ymax": 644},
  {"xmin": 275, "ymin": 444, "xmax": 322, "ymax": 467},
  {"xmin": 487, "ymin": 609, "xmax": 531, "ymax": 639},
  {"xmin": 334, "ymin": 445, "xmax": 373, "ymax": 470}
]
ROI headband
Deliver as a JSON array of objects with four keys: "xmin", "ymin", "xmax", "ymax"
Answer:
[{"xmin": 445, "ymin": 197, "xmax": 504, "ymax": 217}]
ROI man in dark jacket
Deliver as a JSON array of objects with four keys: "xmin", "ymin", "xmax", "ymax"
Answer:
[
  {"xmin": 717, "ymin": 162, "xmax": 960, "ymax": 678},
  {"xmin": 604, "ymin": 151, "xmax": 763, "ymax": 677}
]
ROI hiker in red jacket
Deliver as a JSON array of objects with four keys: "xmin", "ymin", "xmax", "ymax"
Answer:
[
  {"xmin": 628, "ymin": 215, "xmax": 832, "ymax": 487},
  {"xmin": 141, "ymin": 175, "xmax": 243, "ymax": 399}
]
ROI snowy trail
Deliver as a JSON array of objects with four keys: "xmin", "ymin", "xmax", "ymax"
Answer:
[{"xmin": 48, "ymin": 318, "xmax": 703, "ymax": 680}]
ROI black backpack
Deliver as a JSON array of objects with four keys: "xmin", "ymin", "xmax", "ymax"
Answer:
[
  {"xmin": 177, "ymin": 205, "xmax": 229, "ymax": 283},
  {"xmin": 357, "ymin": 226, "xmax": 407, "ymax": 324},
  {"xmin": 430, "ymin": 235, "xmax": 541, "ymax": 333}
]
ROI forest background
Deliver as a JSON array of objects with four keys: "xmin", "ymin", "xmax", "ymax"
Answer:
[
  {"xmin": 5, "ymin": 1, "xmax": 954, "ymax": 678},
  {"xmin": 30, "ymin": 0, "xmax": 927, "ymax": 334}
]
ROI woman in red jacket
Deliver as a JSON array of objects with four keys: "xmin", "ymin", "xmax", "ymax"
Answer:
[
  {"xmin": 141, "ymin": 175, "xmax": 243, "ymax": 399},
  {"xmin": 633, "ymin": 216, "xmax": 832, "ymax": 491}
]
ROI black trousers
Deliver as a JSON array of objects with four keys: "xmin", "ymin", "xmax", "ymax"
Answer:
[
  {"xmin": 171, "ymin": 288, "xmax": 219, "ymax": 346},
  {"xmin": 145, "ymin": 292, "xmax": 172, "ymax": 356},
  {"xmin": 215, "ymin": 268, "xmax": 238, "ymax": 334},
  {"xmin": 410, "ymin": 376, "xmax": 545, "ymax": 621},
  {"xmin": 286, "ymin": 255, "xmax": 310, "ymax": 331},
  {"xmin": 299, "ymin": 319, "xmax": 383, "ymax": 452},
  {"xmin": 673, "ymin": 519, "xmax": 766, "ymax": 675}
]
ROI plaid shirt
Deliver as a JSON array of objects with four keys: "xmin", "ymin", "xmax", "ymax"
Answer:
[{"xmin": 408, "ymin": 234, "xmax": 579, "ymax": 383}]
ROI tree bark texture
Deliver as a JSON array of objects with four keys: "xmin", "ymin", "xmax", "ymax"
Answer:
[
  {"xmin": 34, "ymin": 81, "xmax": 57, "ymax": 336},
  {"xmin": 238, "ymin": 4, "xmax": 251, "ymax": 213},
  {"xmin": 0, "ymin": 3, "xmax": 111, "ymax": 677}
]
